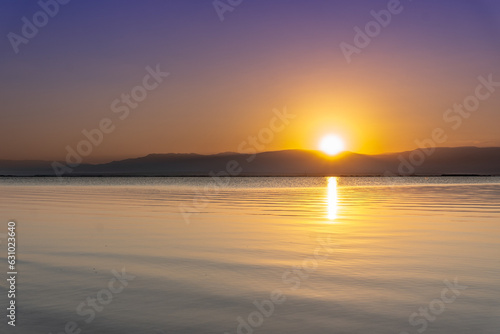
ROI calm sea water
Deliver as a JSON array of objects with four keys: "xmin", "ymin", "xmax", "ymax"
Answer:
[{"xmin": 0, "ymin": 177, "xmax": 499, "ymax": 334}]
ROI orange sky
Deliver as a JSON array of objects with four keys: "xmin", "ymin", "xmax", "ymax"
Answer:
[{"xmin": 1, "ymin": 1, "xmax": 500, "ymax": 162}]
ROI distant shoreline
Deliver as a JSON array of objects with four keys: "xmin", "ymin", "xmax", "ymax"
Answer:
[
  {"xmin": 2, "ymin": 147, "xmax": 500, "ymax": 178},
  {"xmin": 0, "ymin": 174, "xmax": 498, "ymax": 178}
]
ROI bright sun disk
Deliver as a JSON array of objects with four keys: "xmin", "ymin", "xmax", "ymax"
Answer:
[{"xmin": 319, "ymin": 135, "xmax": 345, "ymax": 156}]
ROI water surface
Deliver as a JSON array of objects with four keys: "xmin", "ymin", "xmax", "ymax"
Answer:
[{"xmin": 0, "ymin": 177, "xmax": 499, "ymax": 333}]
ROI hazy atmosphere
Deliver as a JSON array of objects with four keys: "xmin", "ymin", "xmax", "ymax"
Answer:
[
  {"xmin": 1, "ymin": 0, "xmax": 500, "ymax": 162},
  {"xmin": 1, "ymin": 1, "xmax": 499, "ymax": 334}
]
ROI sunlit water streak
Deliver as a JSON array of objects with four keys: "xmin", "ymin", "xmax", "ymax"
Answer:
[
  {"xmin": 0, "ymin": 176, "xmax": 499, "ymax": 334},
  {"xmin": 327, "ymin": 176, "xmax": 338, "ymax": 221}
]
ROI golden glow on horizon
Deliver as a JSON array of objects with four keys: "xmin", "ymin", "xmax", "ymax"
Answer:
[
  {"xmin": 319, "ymin": 135, "xmax": 345, "ymax": 156},
  {"xmin": 327, "ymin": 177, "xmax": 338, "ymax": 221}
]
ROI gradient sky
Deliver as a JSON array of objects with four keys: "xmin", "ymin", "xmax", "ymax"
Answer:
[{"xmin": 1, "ymin": 0, "xmax": 500, "ymax": 162}]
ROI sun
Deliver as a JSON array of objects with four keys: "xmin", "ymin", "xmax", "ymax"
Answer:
[{"xmin": 319, "ymin": 135, "xmax": 345, "ymax": 156}]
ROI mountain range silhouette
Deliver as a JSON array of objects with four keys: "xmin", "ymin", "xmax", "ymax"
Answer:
[{"xmin": 1, "ymin": 147, "xmax": 499, "ymax": 176}]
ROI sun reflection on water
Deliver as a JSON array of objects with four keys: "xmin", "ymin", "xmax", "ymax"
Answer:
[{"xmin": 327, "ymin": 176, "xmax": 338, "ymax": 221}]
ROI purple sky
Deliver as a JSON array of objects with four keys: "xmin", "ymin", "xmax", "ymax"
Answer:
[{"xmin": 1, "ymin": 0, "xmax": 500, "ymax": 162}]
